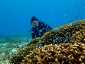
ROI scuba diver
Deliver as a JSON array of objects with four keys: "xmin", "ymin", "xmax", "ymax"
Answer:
[{"xmin": 31, "ymin": 16, "xmax": 52, "ymax": 39}]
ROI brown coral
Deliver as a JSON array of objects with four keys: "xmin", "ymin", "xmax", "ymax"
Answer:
[
  {"xmin": 9, "ymin": 20, "xmax": 85, "ymax": 64},
  {"xmin": 41, "ymin": 21, "xmax": 85, "ymax": 44},
  {"xmin": 21, "ymin": 42, "xmax": 85, "ymax": 64}
]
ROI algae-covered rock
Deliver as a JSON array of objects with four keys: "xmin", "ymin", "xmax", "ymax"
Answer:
[{"xmin": 9, "ymin": 20, "xmax": 85, "ymax": 64}]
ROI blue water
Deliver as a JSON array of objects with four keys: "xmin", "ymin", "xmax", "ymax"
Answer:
[
  {"xmin": 0, "ymin": 0, "xmax": 85, "ymax": 36},
  {"xmin": 0, "ymin": 0, "xmax": 85, "ymax": 63}
]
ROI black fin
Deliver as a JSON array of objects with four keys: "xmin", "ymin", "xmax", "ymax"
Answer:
[{"xmin": 31, "ymin": 16, "xmax": 52, "ymax": 39}]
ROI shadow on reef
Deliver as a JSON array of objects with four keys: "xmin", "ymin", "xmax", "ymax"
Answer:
[{"xmin": 9, "ymin": 20, "xmax": 85, "ymax": 64}]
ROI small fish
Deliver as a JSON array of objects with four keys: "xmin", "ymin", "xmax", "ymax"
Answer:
[{"xmin": 31, "ymin": 16, "xmax": 52, "ymax": 39}]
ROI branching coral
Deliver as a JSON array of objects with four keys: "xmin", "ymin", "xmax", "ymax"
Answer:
[
  {"xmin": 21, "ymin": 42, "xmax": 85, "ymax": 64},
  {"xmin": 9, "ymin": 20, "xmax": 85, "ymax": 64},
  {"xmin": 9, "ymin": 37, "xmax": 41, "ymax": 64},
  {"xmin": 41, "ymin": 21, "xmax": 85, "ymax": 44}
]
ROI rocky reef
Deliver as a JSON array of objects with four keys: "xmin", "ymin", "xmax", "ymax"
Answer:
[{"xmin": 9, "ymin": 20, "xmax": 85, "ymax": 64}]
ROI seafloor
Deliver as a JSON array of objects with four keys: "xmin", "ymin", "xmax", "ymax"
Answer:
[
  {"xmin": 0, "ymin": 20, "xmax": 85, "ymax": 64},
  {"xmin": 0, "ymin": 38, "xmax": 30, "ymax": 64}
]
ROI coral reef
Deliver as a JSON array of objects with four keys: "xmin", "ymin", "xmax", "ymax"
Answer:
[
  {"xmin": 9, "ymin": 20, "xmax": 85, "ymax": 64},
  {"xmin": 21, "ymin": 42, "xmax": 85, "ymax": 64},
  {"xmin": 9, "ymin": 37, "xmax": 41, "ymax": 64},
  {"xmin": 41, "ymin": 21, "xmax": 85, "ymax": 44}
]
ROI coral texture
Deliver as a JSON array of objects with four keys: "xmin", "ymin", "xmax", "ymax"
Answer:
[
  {"xmin": 21, "ymin": 42, "xmax": 85, "ymax": 64},
  {"xmin": 9, "ymin": 20, "xmax": 85, "ymax": 64}
]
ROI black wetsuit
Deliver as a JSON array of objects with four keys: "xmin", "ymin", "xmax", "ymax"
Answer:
[{"xmin": 31, "ymin": 16, "xmax": 52, "ymax": 39}]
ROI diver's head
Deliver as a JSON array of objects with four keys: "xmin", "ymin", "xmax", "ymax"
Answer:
[{"xmin": 31, "ymin": 16, "xmax": 39, "ymax": 27}]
